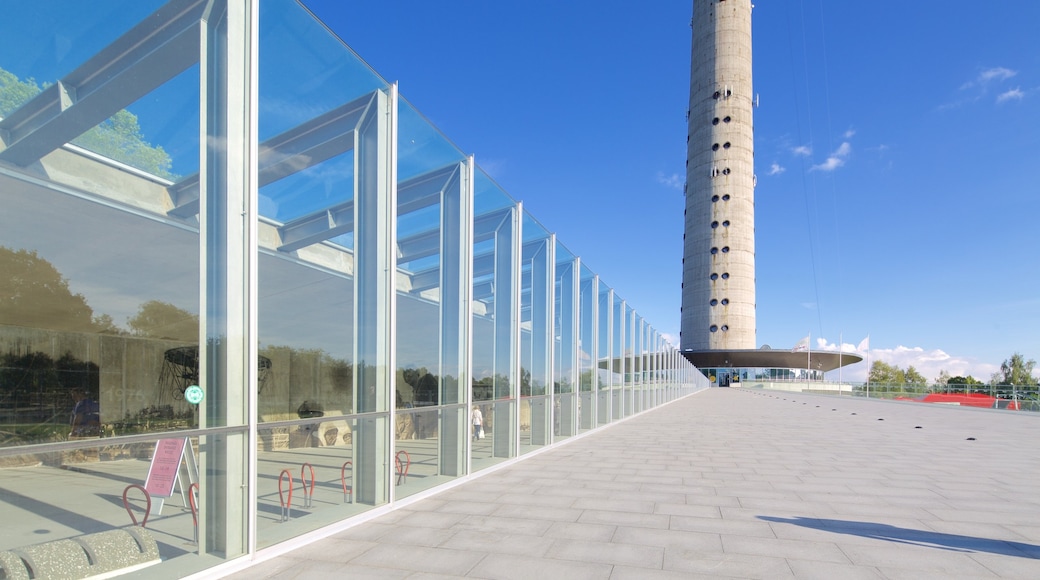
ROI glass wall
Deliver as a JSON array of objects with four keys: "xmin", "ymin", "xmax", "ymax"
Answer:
[{"xmin": 0, "ymin": 1, "xmax": 706, "ymax": 577}]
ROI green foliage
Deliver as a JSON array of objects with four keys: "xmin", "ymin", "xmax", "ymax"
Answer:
[
  {"xmin": 0, "ymin": 66, "xmax": 175, "ymax": 179},
  {"xmin": 0, "ymin": 246, "xmax": 97, "ymax": 333},
  {"xmin": 904, "ymin": 365, "xmax": 927, "ymax": 385},
  {"xmin": 0, "ymin": 67, "xmax": 41, "ymax": 117},
  {"xmin": 996, "ymin": 353, "xmax": 1038, "ymax": 386},
  {"xmin": 867, "ymin": 360, "xmax": 905, "ymax": 385},
  {"xmin": 127, "ymin": 300, "xmax": 199, "ymax": 342}
]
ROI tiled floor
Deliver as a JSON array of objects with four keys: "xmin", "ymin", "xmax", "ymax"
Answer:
[{"xmin": 218, "ymin": 389, "xmax": 1040, "ymax": 579}]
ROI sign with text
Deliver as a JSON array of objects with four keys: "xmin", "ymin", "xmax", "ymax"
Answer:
[{"xmin": 144, "ymin": 437, "xmax": 188, "ymax": 498}]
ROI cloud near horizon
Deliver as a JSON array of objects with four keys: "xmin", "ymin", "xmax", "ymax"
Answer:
[
  {"xmin": 768, "ymin": 162, "xmax": 785, "ymax": 175},
  {"xmin": 816, "ymin": 338, "xmax": 1001, "ymax": 384}
]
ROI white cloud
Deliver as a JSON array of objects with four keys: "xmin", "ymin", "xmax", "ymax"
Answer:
[
  {"xmin": 792, "ymin": 145, "xmax": 812, "ymax": 156},
  {"xmin": 997, "ymin": 88, "xmax": 1025, "ymax": 103},
  {"xmin": 656, "ymin": 171, "xmax": 683, "ymax": 190},
  {"xmin": 660, "ymin": 332, "xmax": 680, "ymax": 346},
  {"xmin": 843, "ymin": 128, "xmax": 856, "ymax": 139},
  {"xmin": 811, "ymin": 141, "xmax": 852, "ymax": 172},
  {"xmin": 978, "ymin": 67, "xmax": 1017, "ymax": 84},
  {"xmin": 768, "ymin": 162, "xmax": 785, "ymax": 176},
  {"xmin": 820, "ymin": 341, "xmax": 1001, "ymax": 384}
]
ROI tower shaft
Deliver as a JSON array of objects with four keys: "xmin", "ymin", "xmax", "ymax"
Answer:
[{"xmin": 681, "ymin": 0, "xmax": 755, "ymax": 351}]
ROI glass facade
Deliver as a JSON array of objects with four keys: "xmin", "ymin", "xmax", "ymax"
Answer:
[{"xmin": 0, "ymin": 1, "xmax": 707, "ymax": 577}]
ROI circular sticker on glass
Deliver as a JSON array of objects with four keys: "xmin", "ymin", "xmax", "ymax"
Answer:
[{"xmin": 184, "ymin": 385, "xmax": 204, "ymax": 405}]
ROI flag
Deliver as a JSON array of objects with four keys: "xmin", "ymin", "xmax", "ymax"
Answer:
[
  {"xmin": 792, "ymin": 335, "xmax": 810, "ymax": 353},
  {"xmin": 857, "ymin": 335, "xmax": 870, "ymax": 353}
]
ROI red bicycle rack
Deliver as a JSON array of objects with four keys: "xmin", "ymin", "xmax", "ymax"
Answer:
[
  {"xmin": 189, "ymin": 483, "xmax": 199, "ymax": 544},
  {"xmin": 300, "ymin": 463, "xmax": 315, "ymax": 508},
  {"xmin": 340, "ymin": 461, "xmax": 353, "ymax": 503},
  {"xmin": 122, "ymin": 484, "xmax": 152, "ymax": 528},
  {"xmin": 395, "ymin": 450, "xmax": 411, "ymax": 486},
  {"xmin": 278, "ymin": 469, "xmax": 293, "ymax": 522}
]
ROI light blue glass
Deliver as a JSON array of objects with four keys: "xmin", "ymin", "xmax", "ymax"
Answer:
[
  {"xmin": 471, "ymin": 168, "xmax": 516, "ymax": 467},
  {"xmin": 578, "ymin": 263, "xmax": 595, "ymax": 430},
  {"xmin": 553, "ymin": 241, "xmax": 577, "ymax": 439},
  {"xmin": 519, "ymin": 211, "xmax": 550, "ymax": 453}
]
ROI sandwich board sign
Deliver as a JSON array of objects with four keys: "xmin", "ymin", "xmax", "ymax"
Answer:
[{"xmin": 144, "ymin": 437, "xmax": 198, "ymax": 514}]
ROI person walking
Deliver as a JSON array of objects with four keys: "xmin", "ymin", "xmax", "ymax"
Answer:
[{"xmin": 471, "ymin": 405, "xmax": 483, "ymax": 441}]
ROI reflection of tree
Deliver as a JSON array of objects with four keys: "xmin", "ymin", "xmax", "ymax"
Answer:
[
  {"xmin": 0, "ymin": 246, "xmax": 100, "ymax": 333},
  {"xmin": 128, "ymin": 300, "xmax": 199, "ymax": 342},
  {"xmin": 0, "ymin": 66, "xmax": 176, "ymax": 179},
  {"xmin": 0, "ymin": 350, "xmax": 99, "ymax": 442}
]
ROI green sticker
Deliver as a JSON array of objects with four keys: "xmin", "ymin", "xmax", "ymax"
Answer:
[{"xmin": 185, "ymin": 385, "xmax": 204, "ymax": 405}]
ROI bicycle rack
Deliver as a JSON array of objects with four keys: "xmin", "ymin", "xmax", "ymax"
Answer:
[
  {"xmin": 395, "ymin": 450, "xmax": 411, "ymax": 486},
  {"xmin": 122, "ymin": 484, "xmax": 152, "ymax": 528},
  {"xmin": 340, "ymin": 461, "xmax": 353, "ymax": 503},
  {"xmin": 300, "ymin": 463, "xmax": 315, "ymax": 508},
  {"xmin": 188, "ymin": 483, "xmax": 199, "ymax": 544},
  {"xmin": 278, "ymin": 469, "xmax": 293, "ymax": 522}
]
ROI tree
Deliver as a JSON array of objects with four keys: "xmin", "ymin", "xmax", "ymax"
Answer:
[
  {"xmin": 935, "ymin": 369, "xmax": 951, "ymax": 386},
  {"xmin": 868, "ymin": 360, "xmax": 905, "ymax": 385},
  {"xmin": 0, "ymin": 66, "xmax": 175, "ymax": 179},
  {"xmin": 904, "ymin": 366, "xmax": 927, "ymax": 386},
  {"xmin": 0, "ymin": 246, "xmax": 97, "ymax": 333},
  {"xmin": 127, "ymin": 300, "xmax": 199, "ymax": 342},
  {"xmin": 995, "ymin": 353, "xmax": 1038, "ymax": 386}
]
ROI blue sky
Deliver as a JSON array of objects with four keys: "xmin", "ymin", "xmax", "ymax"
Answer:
[{"xmin": 299, "ymin": 0, "xmax": 1040, "ymax": 383}]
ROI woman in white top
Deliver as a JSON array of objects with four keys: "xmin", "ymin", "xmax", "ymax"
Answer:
[{"xmin": 471, "ymin": 406, "xmax": 483, "ymax": 441}]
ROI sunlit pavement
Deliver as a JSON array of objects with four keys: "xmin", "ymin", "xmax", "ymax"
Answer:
[{"xmin": 221, "ymin": 388, "xmax": 1040, "ymax": 579}]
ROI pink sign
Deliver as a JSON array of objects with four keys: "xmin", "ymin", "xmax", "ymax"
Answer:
[{"xmin": 144, "ymin": 438, "xmax": 187, "ymax": 497}]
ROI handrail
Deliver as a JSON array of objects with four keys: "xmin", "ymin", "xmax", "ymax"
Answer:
[{"xmin": 188, "ymin": 482, "xmax": 199, "ymax": 543}]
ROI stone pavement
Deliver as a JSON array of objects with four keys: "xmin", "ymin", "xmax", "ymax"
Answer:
[{"xmin": 220, "ymin": 388, "xmax": 1040, "ymax": 579}]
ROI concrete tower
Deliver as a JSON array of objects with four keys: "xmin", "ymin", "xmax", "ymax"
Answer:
[{"xmin": 681, "ymin": 0, "xmax": 755, "ymax": 353}]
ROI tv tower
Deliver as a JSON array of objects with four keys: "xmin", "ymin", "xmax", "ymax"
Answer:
[{"xmin": 681, "ymin": 0, "xmax": 756, "ymax": 353}]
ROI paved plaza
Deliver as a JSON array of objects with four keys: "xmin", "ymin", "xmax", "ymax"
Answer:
[{"xmin": 221, "ymin": 388, "xmax": 1040, "ymax": 579}]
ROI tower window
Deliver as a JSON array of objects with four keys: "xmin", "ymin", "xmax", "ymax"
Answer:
[
  {"xmin": 723, "ymin": 116, "xmax": 732, "ymax": 123},
  {"xmin": 711, "ymin": 221, "xmax": 719, "ymax": 229},
  {"xmin": 722, "ymin": 220, "xmax": 730, "ymax": 227},
  {"xmin": 712, "ymin": 117, "xmax": 720, "ymax": 125},
  {"xmin": 721, "ymin": 325, "xmax": 729, "ymax": 331},
  {"xmin": 722, "ymin": 194, "xmax": 731, "ymax": 201},
  {"xmin": 721, "ymin": 298, "xmax": 730, "ymax": 305},
  {"xmin": 721, "ymin": 246, "xmax": 730, "ymax": 253},
  {"xmin": 710, "ymin": 247, "xmax": 718, "ymax": 255},
  {"xmin": 710, "ymin": 325, "xmax": 718, "ymax": 332},
  {"xmin": 711, "ymin": 195, "xmax": 720, "ymax": 202},
  {"xmin": 712, "ymin": 143, "xmax": 719, "ymax": 151},
  {"xmin": 721, "ymin": 272, "xmax": 730, "ymax": 279},
  {"xmin": 722, "ymin": 168, "xmax": 731, "ymax": 175},
  {"xmin": 723, "ymin": 142, "xmax": 731, "ymax": 149},
  {"xmin": 710, "ymin": 273, "xmax": 719, "ymax": 280},
  {"xmin": 710, "ymin": 299, "xmax": 718, "ymax": 306},
  {"xmin": 713, "ymin": 91, "xmax": 720, "ymax": 99}
]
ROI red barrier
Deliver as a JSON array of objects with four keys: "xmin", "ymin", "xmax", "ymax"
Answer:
[
  {"xmin": 395, "ymin": 450, "xmax": 411, "ymax": 486},
  {"xmin": 278, "ymin": 469, "xmax": 293, "ymax": 522},
  {"xmin": 189, "ymin": 483, "xmax": 199, "ymax": 543},
  {"xmin": 341, "ymin": 461, "xmax": 353, "ymax": 503},
  {"xmin": 300, "ymin": 462, "xmax": 315, "ymax": 508},
  {"xmin": 122, "ymin": 484, "xmax": 152, "ymax": 528}
]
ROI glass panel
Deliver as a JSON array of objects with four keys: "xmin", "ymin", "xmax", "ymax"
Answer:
[
  {"xmin": 553, "ymin": 242, "xmax": 576, "ymax": 440},
  {"xmin": 611, "ymin": 293, "xmax": 625, "ymax": 420},
  {"xmin": 471, "ymin": 169, "xmax": 516, "ymax": 467},
  {"xmin": 519, "ymin": 211, "xmax": 550, "ymax": 452},
  {"xmin": 256, "ymin": 0, "xmax": 394, "ymax": 547},
  {"xmin": 597, "ymin": 283, "xmax": 612, "ymax": 424},
  {"xmin": 578, "ymin": 264, "xmax": 595, "ymax": 431},
  {"xmin": 395, "ymin": 97, "xmax": 468, "ymax": 495}
]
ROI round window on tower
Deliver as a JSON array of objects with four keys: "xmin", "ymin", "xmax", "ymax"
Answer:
[
  {"xmin": 710, "ymin": 299, "xmax": 718, "ymax": 306},
  {"xmin": 711, "ymin": 221, "xmax": 719, "ymax": 229},
  {"xmin": 711, "ymin": 195, "xmax": 720, "ymax": 202},
  {"xmin": 710, "ymin": 325, "xmax": 718, "ymax": 333},
  {"xmin": 710, "ymin": 247, "xmax": 718, "ymax": 255},
  {"xmin": 710, "ymin": 273, "xmax": 719, "ymax": 280}
]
